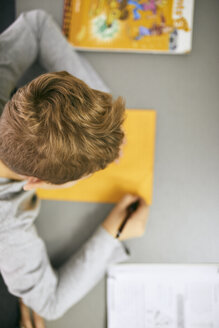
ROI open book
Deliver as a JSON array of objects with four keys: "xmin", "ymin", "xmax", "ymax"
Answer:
[
  {"xmin": 107, "ymin": 264, "xmax": 219, "ymax": 328},
  {"xmin": 63, "ymin": 0, "xmax": 195, "ymax": 54}
]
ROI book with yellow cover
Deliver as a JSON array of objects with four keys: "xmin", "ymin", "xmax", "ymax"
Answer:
[
  {"xmin": 37, "ymin": 109, "xmax": 156, "ymax": 204},
  {"xmin": 62, "ymin": 0, "xmax": 195, "ymax": 54}
]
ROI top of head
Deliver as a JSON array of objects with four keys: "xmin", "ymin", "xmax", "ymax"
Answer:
[{"xmin": 0, "ymin": 71, "xmax": 126, "ymax": 185}]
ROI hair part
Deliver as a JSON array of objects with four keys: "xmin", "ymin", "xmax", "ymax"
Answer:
[{"xmin": 0, "ymin": 71, "xmax": 126, "ymax": 184}]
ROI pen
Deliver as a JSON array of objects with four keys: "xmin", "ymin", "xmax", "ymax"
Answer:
[{"xmin": 116, "ymin": 199, "xmax": 140, "ymax": 239}]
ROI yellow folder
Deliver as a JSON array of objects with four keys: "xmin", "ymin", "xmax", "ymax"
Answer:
[{"xmin": 37, "ymin": 109, "xmax": 156, "ymax": 204}]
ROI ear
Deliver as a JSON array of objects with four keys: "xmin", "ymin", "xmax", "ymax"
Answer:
[{"xmin": 23, "ymin": 177, "xmax": 44, "ymax": 191}]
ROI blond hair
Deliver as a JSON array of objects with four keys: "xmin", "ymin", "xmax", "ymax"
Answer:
[{"xmin": 0, "ymin": 71, "xmax": 125, "ymax": 184}]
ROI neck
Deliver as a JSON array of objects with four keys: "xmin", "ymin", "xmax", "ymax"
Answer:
[{"xmin": 0, "ymin": 160, "xmax": 25, "ymax": 181}]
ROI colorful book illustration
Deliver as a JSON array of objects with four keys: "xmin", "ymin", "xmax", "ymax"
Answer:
[
  {"xmin": 62, "ymin": 0, "xmax": 195, "ymax": 54},
  {"xmin": 37, "ymin": 109, "xmax": 156, "ymax": 204}
]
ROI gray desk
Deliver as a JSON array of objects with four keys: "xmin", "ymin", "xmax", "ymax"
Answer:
[{"xmin": 16, "ymin": 0, "xmax": 219, "ymax": 327}]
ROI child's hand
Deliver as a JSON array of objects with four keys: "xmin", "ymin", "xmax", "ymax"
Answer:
[
  {"xmin": 19, "ymin": 299, "xmax": 45, "ymax": 328},
  {"xmin": 102, "ymin": 194, "xmax": 149, "ymax": 240}
]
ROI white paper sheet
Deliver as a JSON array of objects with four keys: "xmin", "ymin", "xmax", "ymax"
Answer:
[{"xmin": 107, "ymin": 264, "xmax": 219, "ymax": 328}]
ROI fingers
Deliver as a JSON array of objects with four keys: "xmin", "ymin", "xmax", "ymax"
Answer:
[
  {"xmin": 102, "ymin": 193, "xmax": 149, "ymax": 241},
  {"xmin": 118, "ymin": 193, "xmax": 139, "ymax": 209},
  {"xmin": 135, "ymin": 197, "xmax": 149, "ymax": 219},
  {"xmin": 138, "ymin": 196, "xmax": 147, "ymax": 206},
  {"xmin": 19, "ymin": 299, "xmax": 33, "ymax": 328},
  {"xmin": 19, "ymin": 299, "xmax": 45, "ymax": 328},
  {"xmin": 127, "ymin": 196, "xmax": 149, "ymax": 230},
  {"xmin": 33, "ymin": 311, "xmax": 46, "ymax": 328},
  {"xmin": 119, "ymin": 194, "xmax": 148, "ymax": 213}
]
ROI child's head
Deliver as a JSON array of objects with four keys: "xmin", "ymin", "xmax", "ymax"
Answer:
[{"xmin": 0, "ymin": 71, "xmax": 125, "ymax": 189}]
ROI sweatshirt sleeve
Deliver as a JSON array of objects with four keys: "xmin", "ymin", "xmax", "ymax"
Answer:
[{"xmin": 0, "ymin": 182, "xmax": 129, "ymax": 320}]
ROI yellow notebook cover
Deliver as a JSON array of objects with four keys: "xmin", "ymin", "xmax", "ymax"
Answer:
[
  {"xmin": 63, "ymin": 0, "xmax": 195, "ymax": 54},
  {"xmin": 37, "ymin": 109, "xmax": 156, "ymax": 204}
]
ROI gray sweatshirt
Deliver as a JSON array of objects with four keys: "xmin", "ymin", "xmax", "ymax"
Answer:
[{"xmin": 0, "ymin": 177, "xmax": 128, "ymax": 320}]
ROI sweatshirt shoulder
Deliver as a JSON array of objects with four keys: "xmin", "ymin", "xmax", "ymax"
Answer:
[
  {"xmin": 0, "ymin": 178, "xmax": 40, "ymax": 228},
  {"xmin": 0, "ymin": 178, "xmax": 26, "ymax": 198}
]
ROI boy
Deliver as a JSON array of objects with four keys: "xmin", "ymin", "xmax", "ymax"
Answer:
[{"xmin": 0, "ymin": 9, "xmax": 149, "ymax": 324}]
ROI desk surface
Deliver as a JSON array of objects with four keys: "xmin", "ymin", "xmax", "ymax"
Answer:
[{"xmin": 16, "ymin": 0, "xmax": 219, "ymax": 327}]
